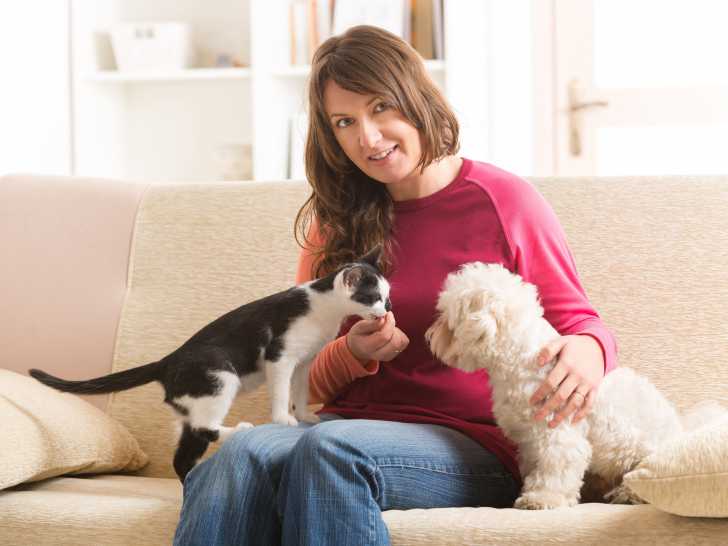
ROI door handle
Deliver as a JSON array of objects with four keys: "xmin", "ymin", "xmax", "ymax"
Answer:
[{"xmin": 568, "ymin": 79, "xmax": 608, "ymax": 156}]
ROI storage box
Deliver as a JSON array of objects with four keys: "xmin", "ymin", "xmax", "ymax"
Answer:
[{"xmin": 110, "ymin": 22, "xmax": 194, "ymax": 71}]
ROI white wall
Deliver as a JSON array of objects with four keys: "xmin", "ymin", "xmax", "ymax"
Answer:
[
  {"xmin": 0, "ymin": 1, "xmax": 72, "ymax": 175},
  {"xmin": 0, "ymin": 1, "xmax": 543, "ymax": 179}
]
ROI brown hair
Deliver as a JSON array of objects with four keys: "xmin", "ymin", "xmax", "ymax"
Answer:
[{"xmin": 294, "ymin": 25, "xmax": 460, "ymax": 277}]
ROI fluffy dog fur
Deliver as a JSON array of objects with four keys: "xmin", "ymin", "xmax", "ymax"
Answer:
[{"xmin": 426, "ymin": 262, "xmax": 721, "ymax": 509}]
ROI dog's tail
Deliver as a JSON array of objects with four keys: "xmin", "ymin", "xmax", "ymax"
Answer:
[
  {"xmin": 680, "ymin": 400, "xmax": 727, "ymax": 431},
  {"xmin": 29, "ymin": 361, "xmax": 164, "ymax": 395}
]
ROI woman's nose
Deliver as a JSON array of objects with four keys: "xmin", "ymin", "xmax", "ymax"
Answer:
[{"xmin": 358, "ymin": 118, "xmax": 382, "ymax": 149}]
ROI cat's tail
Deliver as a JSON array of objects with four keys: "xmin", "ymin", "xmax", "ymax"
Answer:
[{"xmin": 29, "ymin": 361, "xmax": 164, "ymax": 395}]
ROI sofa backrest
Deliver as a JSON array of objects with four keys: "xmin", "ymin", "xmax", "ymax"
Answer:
[
  {"xmin": 3, "ymin": 174, "xmax": 727, "ymax": 479},
  {"xmin": 534, "ymin": 176, "xmax": 728, "ymax": 418},
  {"xmin": 106, "ymin": 181, "xmax": 309, "ymax": 477}
]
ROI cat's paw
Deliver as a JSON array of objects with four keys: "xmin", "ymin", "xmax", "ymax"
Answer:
[
  {"xmin": 234, "ymin": 421, "xmax": 254, "ymax": 431},
  {"xmin": 217, "ymin": 421, "xmax": 255, "ymax": 442},
  {"xmin": 294, "ymin": 409, "xmax": 321, "ymax": 424},
  {"xmin": 272, "ymin": 413, "xmax": 299, "ymax": 427}
]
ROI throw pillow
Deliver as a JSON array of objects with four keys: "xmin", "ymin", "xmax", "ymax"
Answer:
[
  {"xmin": 0, "ymin": 368, "xmax": 148, "ymax": 490},
  {"xmin": 623, "ymin": 413, "xmax": 728, "ymax": 517}
]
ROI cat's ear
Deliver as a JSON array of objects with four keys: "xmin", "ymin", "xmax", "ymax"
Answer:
[
  {"xmin": 342, "ymin": 266, "xmax": 363, "ymax": 289},
  {"xmin": 358, "ymin": 244, "xmax": 383, "ymax": 269}
]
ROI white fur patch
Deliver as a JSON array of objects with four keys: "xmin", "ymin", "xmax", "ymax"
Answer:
[{"xmin": 173, "ymin": 370, "xmax": 241, "ymax": 431}]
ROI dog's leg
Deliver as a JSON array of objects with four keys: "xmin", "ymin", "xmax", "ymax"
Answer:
[
  {"xmin": 291, "ymin": 361, "xmax": 320, "ymax": 424},
  {"xmin": 266, "ymin": 358, "xmax": 299, "ymax": 426},
  {"xmin": 514, "ymin": 430, "xmax": 592, "ymax": 510}
]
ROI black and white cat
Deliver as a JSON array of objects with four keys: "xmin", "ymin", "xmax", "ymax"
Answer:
[{"xmin": 30, "ymin": 247, "xmax": 391, "ymax": 481}]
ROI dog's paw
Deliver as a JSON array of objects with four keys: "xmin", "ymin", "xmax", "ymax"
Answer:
[
  {"xmin": 514, "ymin": 491, "xmax": 577, "ymax": 510},
  {"xmin": 605, "ymin": 484, "xmax": 646, "ymax": 505}
]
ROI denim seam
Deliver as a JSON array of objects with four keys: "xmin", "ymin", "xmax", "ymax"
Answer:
[
  {"xmin": 357, "ymin": 460, "xmax": 379, "ymax": 545},
  {"xmin": 378, "ymin": 464, "xmax": 512, "ymax": 479}
]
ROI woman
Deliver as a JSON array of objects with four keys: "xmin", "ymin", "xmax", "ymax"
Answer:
[{"xmin": 174, "ymin": 25, "xmax": 616, "ymax": 546}]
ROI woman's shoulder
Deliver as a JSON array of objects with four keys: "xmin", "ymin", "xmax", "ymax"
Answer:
[{"xmin": 464, "ymin": 159, "xmax": 545, "ymax": 212}]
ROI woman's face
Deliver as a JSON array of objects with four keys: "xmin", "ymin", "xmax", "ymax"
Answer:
[{"xmin": 323, "ymin": 80, "xmax": 422, "ymax": 186}]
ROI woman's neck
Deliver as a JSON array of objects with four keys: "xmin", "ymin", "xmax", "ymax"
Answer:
[{"xmin": 387, "ymin": 155, "xmax": 463, "ymax": 202}]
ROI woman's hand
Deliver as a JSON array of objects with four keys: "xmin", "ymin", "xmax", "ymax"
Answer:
[
  {"xmin": 346, "ymin": 311, "xmax": 409, "ymax": 363},
  {"xmin": 529, "ymin": 335, "xmax": 605, "ymax": 428}
]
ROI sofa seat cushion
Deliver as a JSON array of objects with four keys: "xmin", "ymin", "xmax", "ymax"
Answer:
[
  {"xmin": 383, "ymin": 503, "xmax": 728, "ymax": 545},
  {"xmin": 0, "ymin": 475, "xmax": 181, "ymax": 546},
  {"xmin": 3, "ymin": 474, "xmax": 728, "ymax": 546}
]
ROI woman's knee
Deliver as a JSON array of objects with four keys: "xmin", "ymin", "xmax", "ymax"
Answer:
[
  {"xmin": 211, "ymin": 424, "xmax": 297, "ymax": 472},
  {"xmin": 293, "ymin": 420, "xmax": 371, "ymax": 465}
]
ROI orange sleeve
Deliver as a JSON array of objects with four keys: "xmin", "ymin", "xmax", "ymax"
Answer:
[{"xmin": 297, "ymin": 219, "xmax": 380, "ymax": 404}]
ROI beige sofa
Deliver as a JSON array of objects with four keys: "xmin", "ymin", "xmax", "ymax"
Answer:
[{"xmin": 1, "ymin": 173, "xmax": 727, "ymax": 545}]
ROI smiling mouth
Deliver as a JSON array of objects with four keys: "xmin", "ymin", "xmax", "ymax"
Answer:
[{"xmin": 368, "ymin": 145, "xmax": 397, "ymax": 161}]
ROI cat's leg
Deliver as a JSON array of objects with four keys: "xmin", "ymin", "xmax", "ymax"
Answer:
[
  {"xmin": 174, "ymin": 423, "xmax": 216, "ymax": 482},
  {"xmin": 291, "ymin": 361, "xmax": 320, "ymax": 424},
  {"xmin": 265, "ymin": 358, "xmax": 299, "ymax": 426},
  {"xmin": 170, "ymin": 370, "xmax": 245, "ymax": 481}
]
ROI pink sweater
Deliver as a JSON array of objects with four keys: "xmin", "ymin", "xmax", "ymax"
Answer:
[{"xmin": 297, "ymin": 159, "xmax": 618, "ymax": 479}]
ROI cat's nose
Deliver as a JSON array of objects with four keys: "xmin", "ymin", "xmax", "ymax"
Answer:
[{"xmin": 384, "ymin": 298, "xmax": 392, "ymax": 312}]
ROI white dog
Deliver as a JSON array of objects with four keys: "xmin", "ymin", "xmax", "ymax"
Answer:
[{"xmin": 425, "ymin": 262, "xmax": 720, "ymax": 509}]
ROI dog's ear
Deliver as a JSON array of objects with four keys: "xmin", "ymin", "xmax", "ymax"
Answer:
[{"xmin": 425, "ymin": 314, "xmax": 454, "ymax": 362}]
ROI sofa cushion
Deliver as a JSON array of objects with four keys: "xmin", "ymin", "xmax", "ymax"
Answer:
[
  {"xmin": 0, "ymin": 369, "xmax": 148, "ymax": 490},
  {"xmin": 382, "ymin": 503, "xmax": 728, "ymax": 545},
  {"xmin": 624, "ymin": 414, "xmax": 728, "ymax": 518},
  {"xmin": 0, "ymin": 475, "xmax": 181, "ymax": 546},
  {"xmin": 2, "ymin": 475, "xmax": 727, "ymax": 546}
]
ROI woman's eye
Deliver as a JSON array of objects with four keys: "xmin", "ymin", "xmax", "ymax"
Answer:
[
  {"xmin": 335, "ymin": 118, "xmax": 353, "ymax": 129},
  {"xmin": 374, "ymin": 102, "xmax": 391, "ymax": 113}
]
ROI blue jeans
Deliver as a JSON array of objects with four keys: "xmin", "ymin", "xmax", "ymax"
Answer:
[{"xmin": 173, "ymin": 416, "xmax": 519, "ymax": 546}]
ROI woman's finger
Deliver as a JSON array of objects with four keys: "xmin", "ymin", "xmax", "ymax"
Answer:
[
  {"xmin": 350, "ymin": 315, "xmax": 386, "ymax": 335},
  {"xmin": 549, "ymin": 388, "xmax": 588, "ymax": 428},
  {"xmin": 537, "ymin": 336, "xmax": 569, "ymax": 366},
  {"xmin": 572, "ymin": 389, "xmax": 597, "ymax": 423},
  {"xmin": 530, "ymin": 362, "xmax": 568, "ymax": 407},
  {"xmin": 373, "ymin": 328, "xmax": 409, "ymax": 361},
  {"xmin": 533, "ymin": 374, "xmax": 579, "ymax": 421}
]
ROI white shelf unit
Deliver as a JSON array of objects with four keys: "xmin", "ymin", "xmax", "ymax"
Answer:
[
  {"xmin": 71, "ymin": 0, "xmax": 489, "ymax": 183},
  {"xmin": 86, "ymin": 68, "xmax": 252, "ymax": 83}
]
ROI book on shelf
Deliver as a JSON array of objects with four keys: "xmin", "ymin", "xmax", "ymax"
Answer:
[
  {"xmin": 289, "ymin": 0, "xmax": 332, "ymax": 66},
  {"xmin": 410, "ymin": 0, "xmax": 444, "ymax": 59},
  {"xmin": 288, "ymin": 0, "xmax": 443, "ymax": 68}
]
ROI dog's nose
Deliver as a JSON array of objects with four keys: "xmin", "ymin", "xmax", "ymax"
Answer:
[{"xmin": 384, "ymin": 298, "xmax": 392, "ymax": 312}]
